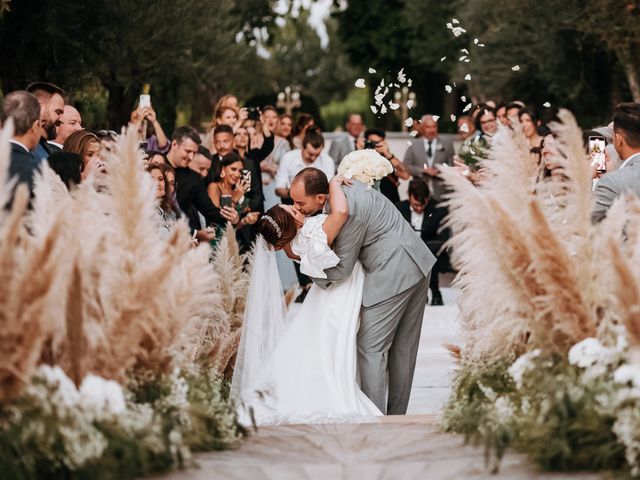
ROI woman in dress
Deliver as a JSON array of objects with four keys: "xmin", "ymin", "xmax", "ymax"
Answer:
[{"xmin": 232, "ymin": 174, "xmax": 382, "ymax": 424}]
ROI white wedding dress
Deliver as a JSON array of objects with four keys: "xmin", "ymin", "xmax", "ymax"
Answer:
[{"xmin": 232, "ymin": 215, "xmax": 382, "ymax": 425}]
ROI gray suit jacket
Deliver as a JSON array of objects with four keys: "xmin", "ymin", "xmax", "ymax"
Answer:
[
  {"xmin": 592, "ymin": 155, "xmax": 640, "ymax": 223},
  {"xmin": 328, "ymin": 134, "xmax": 356, "ymax": 168},
  {"xmin": 313, "ymin": 181, "xmax": 436, "ymax": 307},
  {"xmin": 403, "ymin": 137, "xmax": 454, "ymax": 201}
]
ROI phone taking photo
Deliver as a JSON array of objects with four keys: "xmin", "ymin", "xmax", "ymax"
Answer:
[
  {"xmin": 139, "ymin": 94, "xmax": 151, "ymax": 110},
  {"xmin": 589, "ymin": 136, "xmax": 606, "ymax": 173},
  {"xmin": 220, "ymin": 195, "xmax": 233, "ymax": 209}
]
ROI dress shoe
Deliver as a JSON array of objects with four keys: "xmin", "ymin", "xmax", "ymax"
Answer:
[{"xmin": 431, "ymin": 291, "xmax": 444, "ymax": 306}]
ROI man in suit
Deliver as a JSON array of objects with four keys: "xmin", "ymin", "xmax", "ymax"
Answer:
[
  {"xmin": 25, "ymin": 82, "xmax": 65, "ymax": 162},
  {"xmin": 50, "ymin": 105, "xmax": 83, "ymax": 151},
  {"xmin": 396, "ymin": 179, "xmax": 448, "ymax": 305},
  {"xmin": 166, "ymin": 126, "xmax": 238, "ymax": 228},
  {"xmin": 403, "ymin": 114, "xmax": 455, "ymax": 202},
  {"xmin": 592, "ymin": 103, "xmax": 640, "ymax": 223},
  {"xmin": 1, "ymin": 91, "xmax": 42, "ymax": 206},
  {"xmin": 290, "ymin": 167, "xmax": 436, "ymax": 415},
  {"xmin": 328, "ymin": 113, "xmax": 364, "ymax": 168}
]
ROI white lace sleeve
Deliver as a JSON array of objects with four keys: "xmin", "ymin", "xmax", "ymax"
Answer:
[{"xmin": 291, "ymin": 215, "xmax": 340, "ymax": 279}]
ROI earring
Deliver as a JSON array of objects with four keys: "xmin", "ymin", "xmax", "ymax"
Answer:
[{"xmin": 221, "ymin": 172, "xmax": 225, "ymax": 178}]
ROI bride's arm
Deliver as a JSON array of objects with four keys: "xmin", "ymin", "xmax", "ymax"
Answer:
[{"xmin": 322, "ymin": 176, "xmax": 351, "ymax": 245}]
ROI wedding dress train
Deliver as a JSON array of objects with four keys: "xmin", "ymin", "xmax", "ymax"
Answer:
[{"xmin": 232, "ymin": 215, "xmax": 382, "ymax": 425}]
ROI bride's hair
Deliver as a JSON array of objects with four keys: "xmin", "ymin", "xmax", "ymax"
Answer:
[{"xmin": 258, "ymin": 205, "xmax": 297, "ymax": 248}]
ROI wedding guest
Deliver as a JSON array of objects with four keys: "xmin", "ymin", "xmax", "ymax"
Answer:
[
  {"xmin": 25, "ymin": 82, "xmax": 65, "ymax": 162},
  {"xmin": 47, "ymin": 151, "xmax": 82, "ymax": 190},
  {"xmin": 1, "ymin": 91, "xmax": 42, "ymax": 203},
  {"xmin": 495, "ymin": 103, "xmax": 508, "ymax": 126},
  {"xmin": 211, "ymin": 124, "xmax": 236, "ymax": 176},
  {"xmin": 50, "ymin": 105, "xmax": 82, "ymax": 151},
  {"xmin": 457, "ymin": 115, "xmax": 476, "ymax": 142},
  {"xmin": 214, "ymin": 94, "xmax": 239, "ymax": 113},
  {"xmin": 166, "ymin": 126, "xmax": 239, "ymax": 229},
  {"xmin": 292, "ymin": 113, "xmax": 315, "ymax": 149},
  {"xmin": 403, "ymin": 114, "xmax": 455, "ymax": 202},
  {"xmin": 147, "ymin": 151, "xmax": 168, "ymax": 166},
  {"xmin": 279, "ymin": 114, "xmax": 295, "ymax": 149},
  {"xmin": 519, "ymin": 107, "xmax": 543, "ymax": 163},
  {"xmin": 95, "ymin": 129, "xmax": 117, "ymax": 157},
  {"xmin": 130, "ymin": 104, "xmax": 169, "ymax": 153},
  {"xmin": 63, "ymin": 130, "xmax": 103, "ymax": 180},
  {"xmin": 473, "ymin": 106, "xmax": 498, "ymax": 142},
  {"xmin": 505, "ymin": 101, "xmax": 525, "ymax": 127},
  {"xmin": 329, "ymin": 113, "xmax": 365, "ymax": 167},
  {"xmin": 396, "ymin": 179, "xmax": 448, "ymax": 305},
  {"xmin": 592, "ymin": 103, "xmax": 640, "ymax": 223},
  {"xmin": 214, "ymin": 106, "xmax": 239, "ymax": 129},
  {"xmin": 189, "ymin": 145, "xmax": 212, "ymax": 179},
  {"xmin": 148, "ymin": 163, "xmax": 180, "ymax": 237},
  {"xmin": 361, "ymin": 128, "xmax": 410, "ymax": 204},
  {"xmin": 207, "ymin": 152, "xmax": 260, "ymax": 251}
]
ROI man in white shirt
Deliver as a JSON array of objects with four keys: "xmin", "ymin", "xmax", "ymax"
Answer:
[
  {"xmin": 592, "ymin": 103, "xmax": 640, "ymax": 223},
  {"xmin": 275, "ymin": 126, "xmax": 335, "ymax": 203}
]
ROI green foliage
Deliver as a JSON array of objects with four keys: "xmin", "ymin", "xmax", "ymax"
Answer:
[{"xmin": 445, "ymin": 352, "xmax": 627, "ymax": 474}]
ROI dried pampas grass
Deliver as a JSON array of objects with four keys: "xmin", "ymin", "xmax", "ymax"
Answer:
[
  {"xmin": 0, "ymin": 122, "xmax": 248, "ymax": 400},
  {"xmin": 441, "ymin": 110, "xmax": 626, "ymax": 362}
]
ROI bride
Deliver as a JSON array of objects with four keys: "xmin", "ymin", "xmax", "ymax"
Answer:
[{"xmin": 231, "ymin": 174, "xmax": 382, "ymax": 425}]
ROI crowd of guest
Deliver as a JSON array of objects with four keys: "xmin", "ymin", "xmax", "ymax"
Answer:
[{"xmin": 1, "ymin": 80, "xmax": 639, "ymax": 305}]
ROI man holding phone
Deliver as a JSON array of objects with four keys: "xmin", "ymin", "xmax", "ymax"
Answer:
[
  {"xmin": 592, "ymin": 103, "xmax": 640, "ymax": 223},
  {"xmin": 166, "ymin": 126, "xmax": 239, "ymax": 228}
]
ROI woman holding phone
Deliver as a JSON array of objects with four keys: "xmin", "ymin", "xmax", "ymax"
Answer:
[{"xmin": 207, "ymin": 152, "xmax": 260, "ymax": 250}]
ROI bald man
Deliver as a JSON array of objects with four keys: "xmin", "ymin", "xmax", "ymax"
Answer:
[{"xmin": 51, "ymin": 105, "xmax": 83, "ymax": 150}]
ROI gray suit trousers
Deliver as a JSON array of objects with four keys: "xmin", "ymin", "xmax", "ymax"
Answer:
[{"xmin": 358, "ymin": 275, "xmax": 430, "ymax": 415}]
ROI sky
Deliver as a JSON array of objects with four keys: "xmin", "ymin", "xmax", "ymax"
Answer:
[{"xmin": 275, "ymin": 0, "xmax": 333, "ymax": 47}]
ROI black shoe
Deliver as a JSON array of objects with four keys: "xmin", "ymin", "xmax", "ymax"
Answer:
[
  {"xmin": 430, "ymin": 291, "xmax": 444, "ymax": 306},
  {"xmin": 295, "ymin": 287, "xmax": 310, "ymax": 303}
]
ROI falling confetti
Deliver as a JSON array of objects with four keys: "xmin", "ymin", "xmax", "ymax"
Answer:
[
  {"xmin": 459, "ymin": 55, "xmax": 467, "ymax": 61},
  {"xmin": 432, "ymin": 115, "xmax": 440, "ymax": 121},
  {"xmin": 370, "ymin": 105, "xmax": 378, "ymax": 114},
  {"xmin": 445, "ymin": 85, "xmax": 453, "ymax": 93},
  {"xmin": 407, "ymin": 79, "xmax": 413, "ymax": 87},
  {"xmin": 478, "ymin": 43, "xmax": 485, "ymax": 47},
  {"xmin": 511, "ymin": 65, "xmax": 520, "ymax": 71},
  {"xmin": 407, "ymin": 141, "xmax": 412, "ymax": 147},
  {"xmin": 368, "ymin": 67, "xmax": 376, "ymax": 74},
  {"xmin": 380, "ymin": 104, "xmax": 388, "ymax": 114},
  {"xmin": 464, "ymin": 74, "xmax": 471, "ymax": 80},
  {"xmin": 450, "ymin": 114, "xmax": 457, "ymax": 122},
  {"xmin": 460, "ymin": 48, "xmax": 469, "ymax": 54},
  {"xmin": 389, "ymin": 102, "xmax": 400, "ymax": 110},
  {"xmin": 355, "ymin": 78, "xmax": 366, "ymax": 88},
  {"xmin": 464, "ymin": 58, "xmax": 470, "ymax": 63},
  {"xmin": 404, "ymin": 117, "xmax": 414, "ymax": 127},
  {"xmin": 452, "ymin": 18, "xmax": 460, "ymax": 24},
  {"xmin": 398, "ymin": 68, "xmax": 407, "ymax": 83},
  {"xmin": 474, "ymin": 38, "xmax": 479, "ymax": 45},
  {"xmin": 461, "ymin": 95, "xmax": 467, "ymax": 102},
  {"xmin": 410, "ymin": 130, "xmax": 418, "ymax": 137},
  {"xmin": 463, "ymin": 103, "xmax": 473, "ymax": 113},
  {"xmin": 543, "ymin": 102, "xmax": 551, "ymax": 108},
  {"xmin": 460, "ymin": 123, "xmax": 469, "ymax": 132},
  {"xmin": 452, "ymin": 27, "xmax": 466, "ymax": 37},
  {"xmin": 407, "ymin": 99, "xmax": 415, "ymax": 109},
  {"xmin": 440, "ymin": 56, "xmax": 447, "ymax": 62}
]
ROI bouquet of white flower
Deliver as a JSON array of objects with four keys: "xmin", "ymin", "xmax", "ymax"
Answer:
[{"xmin": 337, "ymin": 149, "xmax": 393, "ymax": 187}]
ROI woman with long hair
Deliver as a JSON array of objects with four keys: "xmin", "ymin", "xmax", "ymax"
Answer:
[
  {"xmin": 63, "ymin": 130, "xmax": 103, "ymax": 180},
  {"xmin": 148, "ymin": 163, "xmax": 180, "ymax": 237}
]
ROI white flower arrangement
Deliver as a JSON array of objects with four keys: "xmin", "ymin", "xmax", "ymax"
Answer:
[
  {"xmin": 337, "ymin": 149, "xmax": 393, "ymax": 187},
  {"xmin": 508, "ymin": 349, "xmax": 541, "ymax": 389}
]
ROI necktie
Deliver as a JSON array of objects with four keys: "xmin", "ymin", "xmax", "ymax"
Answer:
[{"xmin": 427, "ymin": 141, "xmax": 433, "ymax": 163}]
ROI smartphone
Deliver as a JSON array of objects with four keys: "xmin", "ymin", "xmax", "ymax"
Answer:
[
  {"xmin": 139, "ymin": 94, "xmax": 151, "ymax": 110},
  {"xmin": 589, "ymin": 136, "xmax": 606, "ymax": 173},
  {"xmin": 220, "ymin": 195, "xmax": 233, "ymax": 209},
  {"xmin": 241, "ymin": 169, "xmax": 252, "ymax": 190}
]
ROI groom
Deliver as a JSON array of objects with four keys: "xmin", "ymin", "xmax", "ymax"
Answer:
[{"xmin": 289, "ymin": 167, "xmax": 436, "ymax": 415}]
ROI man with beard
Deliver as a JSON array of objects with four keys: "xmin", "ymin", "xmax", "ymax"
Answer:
[{"xmin": 25, "ymin": 82, "xmax": 65, "ymax": 161}]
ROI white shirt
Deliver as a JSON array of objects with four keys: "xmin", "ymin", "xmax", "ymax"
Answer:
[
  {"xmin": 620, "ymin": 152, "xmax": 640, "ymax": 169},
  {"xmin": 410, "ymin": 208, "xmax": 424, "ymax": 233},
  {"xmin": 422, "ymin": 138, "xmax": 438, "ymax": 166},
  {"xmin": 275, "ymin": 149, "xmax": 336, "ymax": 190}
]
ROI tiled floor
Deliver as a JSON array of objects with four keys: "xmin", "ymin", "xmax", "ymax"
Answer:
[{"xmin": 157, "ymin": 288, "xmax": 606, "ymax": 480}]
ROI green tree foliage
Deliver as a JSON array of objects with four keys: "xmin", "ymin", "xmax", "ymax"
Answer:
[{"xmin": 0, "ymin": 0, "xmax": 276, "ymax": 128}]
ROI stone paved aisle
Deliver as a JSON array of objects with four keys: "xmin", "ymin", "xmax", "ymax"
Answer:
[{"xmin": 156, "ymin": 289, "xmax": 606, "ymax": 480}]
